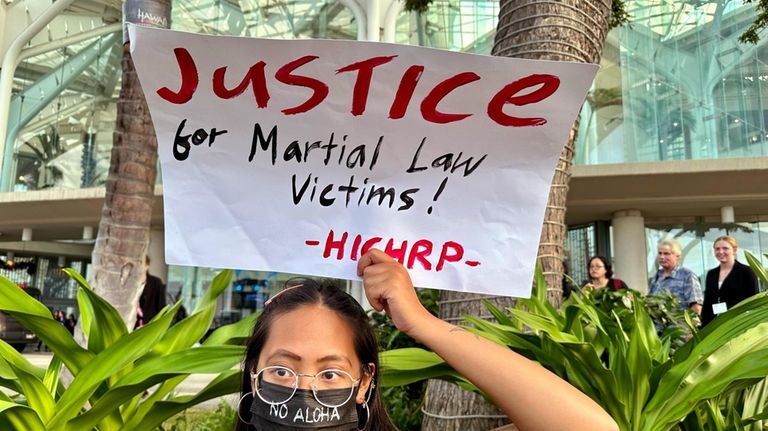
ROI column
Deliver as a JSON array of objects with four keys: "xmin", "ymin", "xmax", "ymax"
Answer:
[
  {"xmin": 721, "ymin": 206, "xmax": 735, "ymax": 223},
  {"xmin": 148, "ymin": 229, "xmax": 168, "ymax": 283},
  {"xmin": 612, "ymin": 210, "xmax": 649, "ymax": 293}
]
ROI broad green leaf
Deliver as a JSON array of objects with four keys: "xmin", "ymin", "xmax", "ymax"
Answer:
[
  {"xmin": 147, "ymin": 301, "xmax": 215, "ymax": 357},
  {"xmin": 0, "ymin": 348, "xmax": 54, "ymax": 422},
  {"xmin": 203, "ymin": 311, "xmax": 260, "ymax": 346},
  {"xmin": 743, "ymin": 409, "xmax": 768, "ymax": 426},
  {"xmin": 11, "ymin": 366, "xmax": 54, "ymax": 423},
  {"xmin": 673, "ymin": 293, "xmax": 768, "ymax": 364},
  {"xmin": 0, "ymin": 356, "xmax": 20, "ymax": 393},
  {"xmin": 0, "ymin": 401, "xmax": 45, "ymax": 431},
  {"xmin": 483, "ymin": 300, "xmax": 513, "ymax": 327},
  {"xmin": 545, "ymin": 339, "xmax": 626, "ymax": 422},
  {"xmin": 0, "ymin": 275, "xmax": 92, "ymax": 374},
  {"xmin": 379, "ymin": 347, "xmax": 444, "ymax": 371},
  {"xmin": 379, "ymin": 348, "xmax": 464, "ymax": 387},
  {"xmin": 148, "ymin": 270, "xmax": 237, "ymax": 356},
  {"xmin": 122, "ymin": 344, "xmax": 244, "ymax": 421},
  {"xmin": 43, "ymin": 356, "xmax": 63, "ymax": 396},
  {"xmin": 464, "ymin": 316, "xmax": 544, "ymax": 356},
  {"xmin": 680, "ymin": 405, "xmax": 707, "ymax": 431},
  {"xmin": 632, "ymin": 299, "xmax": 661, "ymax": 359},
  {"xmin": 703, "ymin": 399, "xmax": 725, "ymax": 431},
  {"xmin": 70, "ymin": 268, "xmax": 128, "ymax": 354},
  {"xmin": 0, "ymin": 340, "xmax": 44, "ymax": 381},
  {"xmin": 509, "ymin": 308, "xmax": 578, "ymax": 343},
  {"xmin": 193, "ymin": 270, "xmax": 233, "ymax": 314},
  {"xmin": 516, "ymin": 262, "xmax": 562, "ymax": 324},
  {"xmin": 569, "ymin": 293, "xmax": 608, "ymax": 337},
  {"xmin": 45, "ymin": 302, "xmax": 180, "ymax": 430},
  {"xmin": 122, "ymin": 370, "xmax": 242, "ymax": 430},
  {"xmin": 742, "ymin": 377, "xmax": 768, "ymax": 431},
  {"xmin": 726, "ymin": 405, "xmax": 745, "ymax": 431},
  {"xmin": 0, "ymin": 359, "xmax": 13, "ymax": 380},
  {"xmin": 123, "ymin": 375, "xmax": 187, "ymax": 425},
  {"xmin": 626, "ymin": 314, "xmax": 652, "ymax": 427},
  {"xmin": 745, "ymin": 250, "xmax": 768, "ymax": 285},
  {"xmin": 644, "ymin": 323, "xmax": 768, "ymax": 429},
  {"xmin": 66, "ymin": 346, "xmax": 244, "ymax": 430},
  {"xmin": 0, "ymin": 275, "xmax": 54, "ymax": 318},
  {"xmin": 120, "ymin": 345, "xmax": 244, "ymax": 386}
]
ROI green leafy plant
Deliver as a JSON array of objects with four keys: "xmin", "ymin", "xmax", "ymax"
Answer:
[
  {"xmin": 381, "ymin": 255, "xmax": 768, "ymax": 430},
  {"xmin": 0, "ymin": 269, "xmax": 254, "ymax": 430},
  {"xmin": 588, "ymin": 287, "xmax": 698, "ymax": 353}
]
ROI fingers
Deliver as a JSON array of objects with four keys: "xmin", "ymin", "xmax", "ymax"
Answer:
[
  {"xmin": 361, "ymin": 263, "xmax": 397, "ymax": 313},
  {"xmin": 358, "ymin": 249, "xmax": 403, "ymax": 312},
  {"xmin": 356, "ymin": 248, "xmax": 394, "ymax": 276}
]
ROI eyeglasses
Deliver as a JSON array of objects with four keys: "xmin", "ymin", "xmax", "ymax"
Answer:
[{"xmin": 252, "ymin": 366, "xmax": 360, "ymax": 408}]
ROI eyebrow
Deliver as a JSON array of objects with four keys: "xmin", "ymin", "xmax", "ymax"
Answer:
[
  {"xmin": 317, "ymin": 354, "xmax": 353, "ymax": 368},
  {"xmin": 265, "ymin": 349, "xmax": 302, "ymax": 363},
  {"xmin": 264, "ymin": 349, "xmax": 353, "ymax": 368}
]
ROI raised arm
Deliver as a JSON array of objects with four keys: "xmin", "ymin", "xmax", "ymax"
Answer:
[{"xmin": 357, "ymin": 249, "xmax": 618, "ymax": 431}]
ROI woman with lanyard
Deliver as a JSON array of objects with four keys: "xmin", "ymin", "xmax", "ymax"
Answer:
[{"xmin": 701, "ymin": 235, "xmax": 759, "ymax": 327}]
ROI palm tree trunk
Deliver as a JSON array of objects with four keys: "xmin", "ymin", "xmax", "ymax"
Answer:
[
  {"xmin": 491, "ymin": 0, "xmax": 612, "ymax": 305},
  {"xmin": 90, "ymin": 43, "xmax": 158, "ymax": 327},
  {"xmin": 422, "ymin": 1, "xmax": 612, "ymax": 429},
  {"xmin": 90, "ymin": 0, "xmax": 171, "ymax": 327}
]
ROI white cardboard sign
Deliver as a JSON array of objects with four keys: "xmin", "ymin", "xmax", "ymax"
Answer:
[{"xmin": 129, "ymin": 25, "xmax": 597, "ymax": 297}]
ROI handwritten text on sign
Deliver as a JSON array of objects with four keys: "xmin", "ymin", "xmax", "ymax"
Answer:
[{"xmin": 129, "ymin": 25, "xmax": 597, "ymax": 297}]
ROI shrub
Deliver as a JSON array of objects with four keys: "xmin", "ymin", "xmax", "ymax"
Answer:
[
  {"xmin": 0, "ymin": 270, "xmax": 254, "ymax": 430},
  {"xmin": 380, "ymin": 252, "xmax": 768, "ymax": 430}
]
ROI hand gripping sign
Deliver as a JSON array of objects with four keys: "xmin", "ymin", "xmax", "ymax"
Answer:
[{"xmin": 128, "ymin": 24, "xmax": 597, "ymax": 298}]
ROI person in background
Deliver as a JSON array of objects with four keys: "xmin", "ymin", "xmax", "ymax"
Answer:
[
  {"xmin": 37, "ymin": 309, "xmax": 56, "ymax": 351},
  {"xmin": 649, "ymin": 239, "xmax": 703, "ymax": 315},
  {"xmin": 701, "ymin": 236, "xmax": 759, "ymax": 326},
  {"xmin": 170, "ymin": 290, "xmax": 188, "ymax": 325},
  {"xmin": 582, "ymin": 255, "xmax": 628, "ymax": 292},
  {"xmin": 562, "ymin": 260, "xmax": 576, "ymax": 299},
  {"xmin": 136, "ymin": 255, "xmax": 167, "ymax": 327},
  {"xmin": 65, "ymin": 313, "xmax": 77, "ymax": 335}
]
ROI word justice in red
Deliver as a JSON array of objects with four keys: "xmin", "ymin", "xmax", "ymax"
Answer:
[
  {"xmin": 157, "ymin": 47, "xmax": 560, "ymax": 127},
  {"xmin": 305, "ymin": 230, "xmax": 481, "ymax": 271}
]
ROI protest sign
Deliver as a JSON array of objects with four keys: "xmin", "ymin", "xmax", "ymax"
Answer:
[{"xmin": 128, "ymin": 24, "xmax": 597, "ymax": 297}]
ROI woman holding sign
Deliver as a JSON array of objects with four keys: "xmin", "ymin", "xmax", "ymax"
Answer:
[
  {"xmin": 701, "ymin": 236, "xmax": 759, "ymax": 327},
  {"xmin": 235, "ymin": 249, "xmax": 618, "ymax": 430}
]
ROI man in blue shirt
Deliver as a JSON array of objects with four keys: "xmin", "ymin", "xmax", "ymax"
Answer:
[{"xmin": 649, "ymin": 239, "xmax": 703, "ymax": 315}]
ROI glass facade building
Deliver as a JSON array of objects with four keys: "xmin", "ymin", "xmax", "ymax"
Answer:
[
  {"xmin": 0, "ymin": 0, "xmax": 766, "ymax": 314},
  {"xmin": 568, "ymin": 0, "xmax": 768, "ymax": 289},
  {"xmin": 577, "ymin": 0, "xmax": 768, "ymax": 164}
]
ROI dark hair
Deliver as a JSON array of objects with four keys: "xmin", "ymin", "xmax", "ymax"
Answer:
[
  {"xmin": 588, "ymin": 255, "xmax": 613, "ymax": 279},
  {"xmin": 235, "ymin": 278, "xmax": 397, "ymax": 431}
]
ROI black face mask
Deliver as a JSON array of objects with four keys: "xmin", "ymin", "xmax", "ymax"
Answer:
[{"xmin": 249, "ymin": 381, "xmax": 360, "ymax": 431}]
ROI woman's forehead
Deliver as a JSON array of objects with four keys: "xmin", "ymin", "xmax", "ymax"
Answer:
[{"xmin": 258, "ymin": 304, "xmax": 360, "ymax": 367}]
